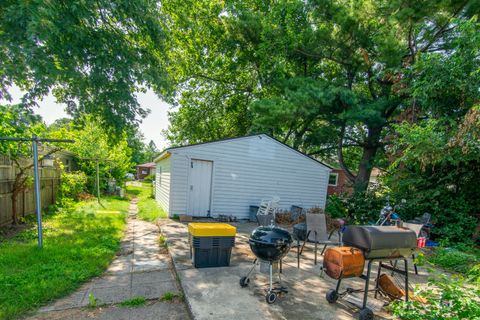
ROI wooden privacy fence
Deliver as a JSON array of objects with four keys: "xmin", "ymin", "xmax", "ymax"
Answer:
[{"xmin": 0, "ymin": 156, "xmax": 61, "ymax": 226}]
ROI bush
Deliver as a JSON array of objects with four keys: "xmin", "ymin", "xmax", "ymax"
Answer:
[
  {"xmin": 143, "ymin": 174, "xmax": 155, "ymax": 183},
  {"xmin": 390, "ymin": 267, "xmax": 480, "ymax": 320},
  {"xmin": 325, "ymin": 194, "xmax": 348, "ymax": 219},
  {"xmin": 59, "ymin": 171, "xmax": 88, "ymax": 202},
  {"xmin": 427, "ymin": 247, "xmax": 479, "ymax": 274},
  {"xmin": 325, "ymin": 191, "xmax": 387, "ymax": 225}
]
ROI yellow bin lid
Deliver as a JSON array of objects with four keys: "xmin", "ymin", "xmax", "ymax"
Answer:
[{"xmin": 188, "ymin": 223, "xmax": 236, "ymax": 237}]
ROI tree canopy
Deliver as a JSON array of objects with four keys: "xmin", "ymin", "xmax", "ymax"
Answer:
[
  {"xmin": 161, "ymin": 0, "xmax": 480, "ymax": 191},
  {"xmin": 0, "ymin": 0, "xmax": 169, "ymax": 134}
]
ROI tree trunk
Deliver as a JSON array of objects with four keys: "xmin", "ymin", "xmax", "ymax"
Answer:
[
  {"xmin": 11, "ymin": 189, "xmax": 19, "ymax": 225},
  {"xmin": 353, "ymin": 126, "xmax": 382, "ymax": 192}
]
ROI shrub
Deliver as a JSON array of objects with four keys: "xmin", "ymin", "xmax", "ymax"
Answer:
[
  {"xmin": 427, "ymin": 247, "xmax": 479, "ymax": 274},
  {"xmin": 325, "ymin": 191, "xmax": 386, "ymax": 225},
  {"xmin": 59, "ymin": 171, "xmax": 88, "ymax": 202},
  {"xmin": 390, "ymin": 267, "xmax": 480, "ymax": 320},
  {"xmin": 143, "ymin": 174, "xmax": 155, "ymax": 183},
  {"xmin": 325, "ymin": 194, "xmax": 348, "ymax": 219}
]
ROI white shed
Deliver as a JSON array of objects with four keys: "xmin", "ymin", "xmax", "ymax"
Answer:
[{"xmin": 154, "ymin": 134, "xmax": 331, "ymax": 219}]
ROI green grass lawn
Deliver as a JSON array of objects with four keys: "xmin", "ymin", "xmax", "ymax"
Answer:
[
  {"xmin": 126, "ymin": 185, "xmax": 167, "ymax": 222},
  {"xmin": 0, "ymin": 197, "xmax": 128, "ymax": 320}
]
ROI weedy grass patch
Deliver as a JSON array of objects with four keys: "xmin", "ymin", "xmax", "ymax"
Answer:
[
  {"xmin": 120, "ymin": 296, "xmax": 146, "ymax": 307},
  {"xmin": 160, "ymin": 291, "xmax": 181, "ymax": 302},
  {"xmin": 0, "ymin": 197, "xmax": 128, "ymax": 320},
  {"xmin": 126, "ymin": 185, "xmax": 167, "ymax": 222}
]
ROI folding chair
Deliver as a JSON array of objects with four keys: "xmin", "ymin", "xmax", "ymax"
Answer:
[
  {"xmin": 256, "ymin": 197, "xmax": 279, "ymax": 226},
  {"xmin": 297, "ymin": 213, "xmax": 342, "ymax": 267}
]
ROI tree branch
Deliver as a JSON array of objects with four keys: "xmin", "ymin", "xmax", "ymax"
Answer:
[
  {"xmin": 419, "ymin": 3, "xmax": 467, "ymax": 53},
  {"xmin": 293, "ymin": 48, "xmax": 350, "ymax": 66}
]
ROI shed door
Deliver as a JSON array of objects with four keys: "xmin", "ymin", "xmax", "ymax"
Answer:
[{"xmin": 188, "ymin": 159, "xmax": 213, "ymax": 216}]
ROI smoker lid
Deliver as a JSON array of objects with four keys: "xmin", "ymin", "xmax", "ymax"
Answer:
[{"xmin": 343, "ymin": 225, "xmax": 417, "ymax": 253}]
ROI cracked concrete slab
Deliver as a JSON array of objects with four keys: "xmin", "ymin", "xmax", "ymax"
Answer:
[{"xmin": 162, "ymin": 219, "xmax": 430, "ymax": 320}]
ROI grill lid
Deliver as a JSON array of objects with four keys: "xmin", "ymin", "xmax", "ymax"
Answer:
[
  {"xmin": 343, "ymin": 226, "xmax": 417, "ymax": 259},
  {"xmin": 249, "ymin": 226, "xmax": 292, "ymax": 261}
]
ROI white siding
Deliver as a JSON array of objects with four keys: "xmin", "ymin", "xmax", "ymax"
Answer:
[
  {"xmin": 155, "ymin": 156, "xmax": 171, "ymax": 213},
  {"xmin": 166, "ymin": 135, "xmax": 330, "ymax": 218}
]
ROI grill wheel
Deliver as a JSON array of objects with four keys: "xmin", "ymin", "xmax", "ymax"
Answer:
[
  {"xmin": 359, "ymin": 308, "xmax": 374, "ymax": 320},
  {"xmin": 326, "ymin": 289, "xmax": 338, "ymax": 303},
  {"xmin": 266, "ymin": 292, "xmax": 277, "ymax": 304},
  {"xmin": 239, "ymin": 276, "xmax": 249, "ymax": 288}
]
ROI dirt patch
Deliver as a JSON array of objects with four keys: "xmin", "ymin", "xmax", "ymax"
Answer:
[{"xmin": 0, "ymin": 223, "xmax": 33, "ymax": 240}]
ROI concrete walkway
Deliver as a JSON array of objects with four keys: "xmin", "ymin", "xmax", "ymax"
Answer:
[{"xmin": 30, "ymin": 198, "xmax": 190, "ymax": 320}]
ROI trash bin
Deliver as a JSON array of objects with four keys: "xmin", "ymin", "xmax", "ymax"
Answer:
[
  {"xmin": 249, "ymin": 205, "xmax": 259, "ymax": 222},
  {"xmin": 188, "ymin": 223, "xmax": 236, "ymax": 268}
]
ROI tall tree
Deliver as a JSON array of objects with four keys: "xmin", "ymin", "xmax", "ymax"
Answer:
[
  {"xmin": 0, "ymin": 0, "xmax": 169, "ymax": 133},
  {"xmin": 162, "ymin": 0, "xmax": 479, "ymax": 191},
  {"xmin": 48, "ymin": 117, "xmax": 133, "ymax": 193}
]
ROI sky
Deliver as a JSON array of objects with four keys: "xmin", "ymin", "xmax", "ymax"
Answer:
[{"xmin": 1, "ymin": 86, "xmax": 171, "ymax": 150}]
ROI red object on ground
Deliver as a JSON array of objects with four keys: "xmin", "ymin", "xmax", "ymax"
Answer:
[{"xmin": 416, "ymin": 237, "xmax": 426, "ymax": 248}]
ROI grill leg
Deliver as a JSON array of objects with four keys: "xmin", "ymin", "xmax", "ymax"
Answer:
[
  {"xmin": 374, "ymin": 262, "xmax": 383, "ymax": 299},
  {"xmin": 245, "ymin": 259, "xmax": 257, "ymax": 280},
  {"xmin": 362, "ymin": 260, "xmax": 373, "ymax": 309},
  {"xmin": 335, "ymin": 277, "xmax": 342, "ymax": 294},
  {"xmin": 314, "ymin": 231, "xmax": 318, "ymax": 265},
  {"xmin": 269, "ymin": 262, "xmax": 273, "ymax": 293},
  {"xmin": 412, "ymin": 254, "xmax": 418, "ymax": 275},
  {"xmin": 404, "ymin": 259, "xmax": 409, "ymax": 302},
  {"xmin": 297, "ymin": 238, "xmax": 300, "ymax": 269}
]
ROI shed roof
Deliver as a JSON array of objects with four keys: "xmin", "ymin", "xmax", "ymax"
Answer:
[
  {"xmin": 136, "ymin": 162, "xmax": 156, "ymax": 168},
  {"xmin": 153, "ymin": 134, "xmax": 332, "ymax": 169}
]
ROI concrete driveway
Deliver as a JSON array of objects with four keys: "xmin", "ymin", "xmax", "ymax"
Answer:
[{"xmin": 162, "ymin": 220, "xmax": 429, "ymax": 320}]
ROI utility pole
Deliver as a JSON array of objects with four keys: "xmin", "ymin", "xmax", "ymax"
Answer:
[{"xmin": 0, "ymin": 135, "xmax": 74, "ymax": 248}]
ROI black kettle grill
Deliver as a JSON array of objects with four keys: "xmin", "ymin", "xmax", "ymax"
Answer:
[{"xmin": 239, "ymin": 225, "xmax": 293, "ymax": 304}]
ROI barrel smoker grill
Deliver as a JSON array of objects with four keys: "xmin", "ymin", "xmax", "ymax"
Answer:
[
  {"xmin": 239, "ymin": 225, "xmax": 293, "ymax": 304},
  {"xmin": 325, "ymin": 226, "xmax": 417, "ymax": 320}
]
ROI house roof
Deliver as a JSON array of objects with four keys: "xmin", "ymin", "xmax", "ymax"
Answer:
[
  {"xmin": 136, "ymin": 162, "xmax": 156, "ymax": 168},
  {"xmin": 153, "ymin": 134, "xmax": 333, "ymax": 169}
]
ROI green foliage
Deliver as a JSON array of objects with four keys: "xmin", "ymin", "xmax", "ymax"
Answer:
[
  {"xmin": 120, "ymin": 296, "xmax": 146, "ymax": 307},
  {"xmin": 0, "ymin": 0, "xmax": 168, "ymax": 134},
  {"xmin": 48, "ymin": 117, "xmax": 133, "ymax": 194},
  {"xmin": 427, "ymin": 247, "xmax": 479, "ymax": 274},
  {"xmin": 161, "ymin": 0, "xmax": 479, "ymax": 191},
  {"xmin": 390, "ymin": 268, "xmax": 480, "ymax": 320},
  {"xmin": 383, "ymin": 107, "xmax": 480, "ymax": 242},
  {"xmin": 325, "ymin": 191, "xmax": 386, "ymax": 224},
  {"xmin": 126, "ymin": 127, "xmax": 159, "ymax": 165},
  {"xmin": 0, "ymin": 104, "xmax": 44, "ymax": 156},
  {"xmin": 59, "ymin": 171, "xmax": 88, "ymax": 202},
  {"xmin": 88, "ymin": 293, "xmax": 97, "ymax": 308},
  {"xmin": 325, "ymin": 195, "xmax": 348, "ymax": 219},
  {"xmin": 160, "ymin": 292, "xmax": 180, "ymax": 302},
  {"xmin": 126, "ymin": 185, "xmax": 167, "ymax": 222},
  {"xmin": 143, "ymin": 174, "xmax": 155, "ymax": 183},
  {"xmin": 0, "ymin": 197, "xmax": 128, "ymax": 319}
]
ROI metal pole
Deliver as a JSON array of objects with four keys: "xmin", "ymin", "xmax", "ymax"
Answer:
[
  {"xmin": 96, "ymin": 159, "xmax": 100, "ymax": 202},
  {"xmin": 32, "ymin": 134, "xmax": 43, "ymax": 248}
]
